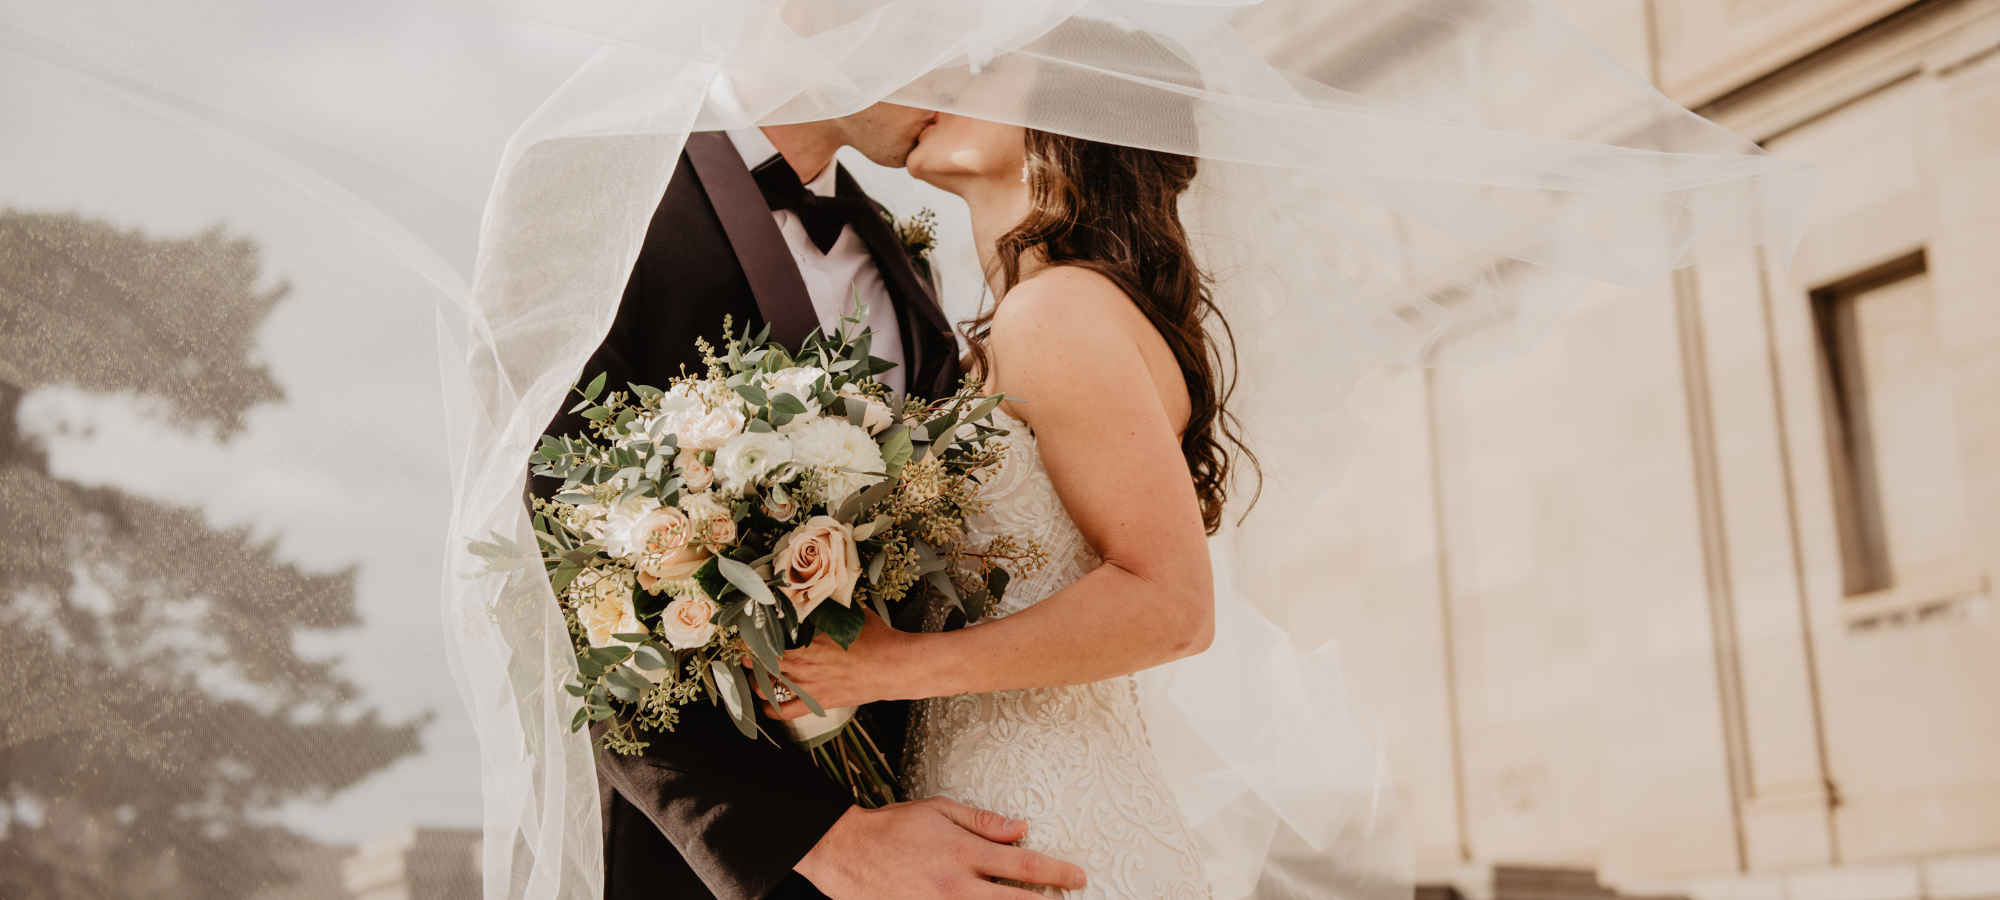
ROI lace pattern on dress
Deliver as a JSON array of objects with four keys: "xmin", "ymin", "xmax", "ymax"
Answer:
[{"xmin": 903, "ymin": 411, "xmax": 1211, "ymax": 899}]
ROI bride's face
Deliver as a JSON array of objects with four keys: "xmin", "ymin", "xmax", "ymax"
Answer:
[{"xmin": 907, "ymin": 113, "xmax": 1027, "ymax": 198}]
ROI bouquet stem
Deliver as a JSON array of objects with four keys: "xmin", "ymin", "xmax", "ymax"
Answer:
[{"xmin": 808, "ymin": 721, "xmax": 900, "ymax": 809}]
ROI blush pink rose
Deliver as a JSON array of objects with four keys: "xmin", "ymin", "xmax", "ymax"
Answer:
[
  {"xmin": 658, "ymin": 594, "xmax": 719, "ymax": 649},
  {"xmin": 701, "ymin": 515, "xmax": 737, "ymax": 547},
  {"xmin": 634, "ymin": 507, "xmax": 710, "ymax": 593},
  {"xmin": 773, "ymin": 516, "xmax": 860, "ymax": 620},
  {"xmin": 676, "ymin": 447, "xmax": 714, "ymax": 492}
]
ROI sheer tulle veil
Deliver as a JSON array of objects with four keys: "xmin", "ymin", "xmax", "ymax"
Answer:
[{"xmin": 0, "ymin": 1, "xmax": 1814, "ymax": 897}]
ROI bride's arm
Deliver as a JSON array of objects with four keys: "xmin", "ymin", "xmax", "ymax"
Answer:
[{"xmin": 762, "ymin": 268, "xmax": 1214, "ymax": 713}]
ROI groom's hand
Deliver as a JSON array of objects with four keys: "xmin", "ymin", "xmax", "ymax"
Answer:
[{"xmin": 795, "ymin": 796, "xmax": 1087, "ymax": 899}]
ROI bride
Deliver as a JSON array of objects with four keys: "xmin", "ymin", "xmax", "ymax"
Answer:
[{"xmin": 768, "ymin": 109, "xmax": 1245, "ymax": 898}]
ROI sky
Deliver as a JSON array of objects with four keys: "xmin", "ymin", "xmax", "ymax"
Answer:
[{"xmin": 0, "ymin": 10, "xmax": 588, "ymax": 839}]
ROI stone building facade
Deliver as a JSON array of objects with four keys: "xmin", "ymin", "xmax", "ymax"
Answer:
[{"xmin": 1238, "ymin": 1, "xmax": 2000, "ymax": 898}]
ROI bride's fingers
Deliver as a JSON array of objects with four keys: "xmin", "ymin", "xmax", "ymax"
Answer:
[{"xmin": 756, "ymin": 696, "xmax": 815, "ymax": 720}]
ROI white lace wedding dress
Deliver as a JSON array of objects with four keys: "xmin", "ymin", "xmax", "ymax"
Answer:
[{"xmin": 902, "ymin": 410, "xmax": 1212, "ymax": 899}]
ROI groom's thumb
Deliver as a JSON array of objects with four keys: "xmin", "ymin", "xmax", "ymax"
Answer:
[{"xmin": 927, "ymin": 796, "xmax": 1028, "ymax": 844}]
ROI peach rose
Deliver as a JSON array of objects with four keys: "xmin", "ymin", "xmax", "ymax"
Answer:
[
  {"xmin": 633, "ymin": 506, "xmax": 710, "ymax": 593},
  {"xmin": 658, "ymin": 594, "xmax": 719, "ymax": 649},
  {"xmin": 773, "ymin": 516, "xmax": 860, "ymax": 619},
  {"xmin": 701, "ymin": 515, "xmax": 737, "ymax": 547},
  {"xmin": 762, "ymin": 488, "xmax": 800, "ymax": 522},
  {"xmin": 676, "ymin": 446, "xmax": 714, "ymax": 492}
]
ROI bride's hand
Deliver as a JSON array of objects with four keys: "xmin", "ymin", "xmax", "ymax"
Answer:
[{"xmin": 749, "ymin": 610, "xmax": 925, "ymax": 719}]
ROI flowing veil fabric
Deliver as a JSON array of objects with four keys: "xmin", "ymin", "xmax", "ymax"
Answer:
[{"xmin": 0, "ymin": 1, "xmax": 1814, "ymax": 897}]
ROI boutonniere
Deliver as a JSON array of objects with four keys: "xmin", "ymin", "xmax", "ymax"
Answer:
[{"xmin": 889, "ymin": 207, "xmax": 938, "ymax": 288}]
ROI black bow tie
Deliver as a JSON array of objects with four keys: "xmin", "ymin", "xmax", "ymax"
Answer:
[{"xmin": 749, "ymin": 155, "xmax": 871, "ymax": 255}]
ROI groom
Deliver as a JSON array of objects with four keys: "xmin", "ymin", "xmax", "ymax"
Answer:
[{"xmin": 535, "ymin": 105, "xmax": 1086, "ymax": 900}]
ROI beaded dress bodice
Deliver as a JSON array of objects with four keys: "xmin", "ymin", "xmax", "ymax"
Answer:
[{"xmin": 902, "ymin": 411, "xmax": 1211, "ymax": 899}]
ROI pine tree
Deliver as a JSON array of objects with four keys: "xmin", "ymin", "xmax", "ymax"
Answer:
[{"xmin": 0, "ymin": 210, "xmax": 423, "ymax": 900}]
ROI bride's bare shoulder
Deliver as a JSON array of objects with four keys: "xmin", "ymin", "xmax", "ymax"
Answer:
[{"xmin": 989, "ymin": 266, "xmax": 1146, "ymax": 349}]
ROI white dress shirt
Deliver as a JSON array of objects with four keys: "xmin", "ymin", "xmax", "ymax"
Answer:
[{"xmin": 724, "ymin": 128, "xmax": 907, "ymax": 394}]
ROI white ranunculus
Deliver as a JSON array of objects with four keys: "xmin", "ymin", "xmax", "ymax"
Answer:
[
  {"xmin": 638, "ymin": 383, "xmax": 702, "ymax": 435},
  {"xmin": 787, "ymin": 417, "xmax": 886, "ymax": 504},
  {"xmin": 585, "ymin": 495, "xmax": 663, "ymax": 560},
  {"xmin": 837, "ymin": 385, "xmax": 894, "ymax": 434},
  {"xmin": 714, "ymin": 430, "xmax": 793, "ymax": 495},
  {"xmin": 761, "ymin": 366, "xmax": 826, "ymax": 419},
  {"xmin": 568, "ymin": 567, "xmax": 641, "ymax": 648},
  {"xmin": 671, "ymin": 403, "xmax": 746, "ymax": 452}
]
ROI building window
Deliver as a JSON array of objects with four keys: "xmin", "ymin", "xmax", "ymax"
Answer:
[{"xmin": 1811, "ymin": 250, "xmax": 1939, "ymax": 598}]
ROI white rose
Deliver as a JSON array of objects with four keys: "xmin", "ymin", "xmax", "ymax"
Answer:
[
  {"xmin": 837, "ymin": 385, "xmax": 894, "ymax": 434},
  {"xmin": 675, "ymin": 446, "xmax": 713, "ymax": 492},
  {"xmin": 787, "ymin": 416, "xmax": 887, "ymax": 504},
  {"xmin": 658, "ymin": 594, "xmax": 719, "ymax": 650},
  {"xmin": 713, "ymin": 430, "xmax": 793, "ymax": 495},
  {"xmin": 586, "ymin": 495, "xmax": 663, "ymax": 559},
  {"xmin": 760, "ymin": 366, "xmax": 827, "ymax": 419},
  {"xmin": 672, "ymin": 404, "xmax": 746, "ymax": 452}
]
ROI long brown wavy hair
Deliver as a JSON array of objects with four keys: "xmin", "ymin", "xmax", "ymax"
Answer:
[{"xmin": 961, "ymin": 129, "xmax": 1259, "ymax": 534}]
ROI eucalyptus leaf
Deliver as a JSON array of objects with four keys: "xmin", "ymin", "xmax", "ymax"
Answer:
[
  {"xmin": 549, "ymin": 559, "xmax": 585, "ymax": 596},
  {"xmin": 987, "ymin": 566, "xmax": 1011, "ymax": 604},
  {"xmin": 583, "ymin": 372, "xmax": 608, "ymax": 402},
  {"xmin": 878, "ymin": 427, "xmax": 914, "ymax": 479},
  {"xmin": 586, "ymin": 645, "xmax": 633, "ymax": 666},
  {"xmin": 711, "ymin": 660, "xmax": 759, "ymax": 739},
  {"xmin": 632, "ymin": 645, "xmax": 670, "ymax": 671},
  {"xmin": 772, "ymin": 670, "xmax": 825, "ymax": 717},
  {"xmin": 851, "ymin": 514, "xmax": 891, "ymax": 542},
  {"xmin": 748, "ymin": 656, "xmax": 780, "ymax": 716},
  {"xmin": 716, "ymin": 555, "xmax": 778, "ymax": 609},
  {"xmin": 770, "ymin": 392, "xmax": 808, "ymax": 415},
  {"xmin": 739, "ymin": 605, "xmax": 782, "ymax": 673},
  {"xmin": 582, "ymin": 407, "xmax": 610, "ymax": 421},
  {"xmin": 867, "ymin": 586, "xmax": 892, "ymax": 625},
  {"xmin": 734, "ymin": 382, "xmax": 769, "ymax": 405}
]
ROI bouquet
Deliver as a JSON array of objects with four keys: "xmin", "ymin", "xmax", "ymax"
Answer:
[{"xmin": 518, "ymin": 308, "xmax": 1042, "ymax": 807}]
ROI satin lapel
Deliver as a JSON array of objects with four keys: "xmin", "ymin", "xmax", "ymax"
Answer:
[
  {"xmin": 683, "ymin": 132, "xmax": 820, "ymax": 351},
  {"xmin": 835, "ymin": 165, "xmax": 960, "ymax": 397}
]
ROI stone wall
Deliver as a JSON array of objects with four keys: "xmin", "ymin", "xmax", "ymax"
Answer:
[{"xmin": 1239, "ymin": 0, "xmax": 2000, "ymax": 895}]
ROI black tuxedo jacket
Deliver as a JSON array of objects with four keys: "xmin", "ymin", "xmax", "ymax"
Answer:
[{"xmin": 532, "ymin": 132, "xmax": 961, "ymax": 900}]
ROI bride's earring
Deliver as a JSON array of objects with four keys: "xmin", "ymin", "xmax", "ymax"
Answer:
[{"xmin": 1020, "ymin": 161, "xmax": 1029, "ymax": 184}]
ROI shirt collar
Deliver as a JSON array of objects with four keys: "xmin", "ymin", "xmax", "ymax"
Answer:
[{"xmin": 722, "ymin": 127, "xmax": 838, "ymax": 198}]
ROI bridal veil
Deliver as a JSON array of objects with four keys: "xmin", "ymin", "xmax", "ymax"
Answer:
[{"xmin": 0, "ymin": 1, "xmax": 1814, "ymax": 897}]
